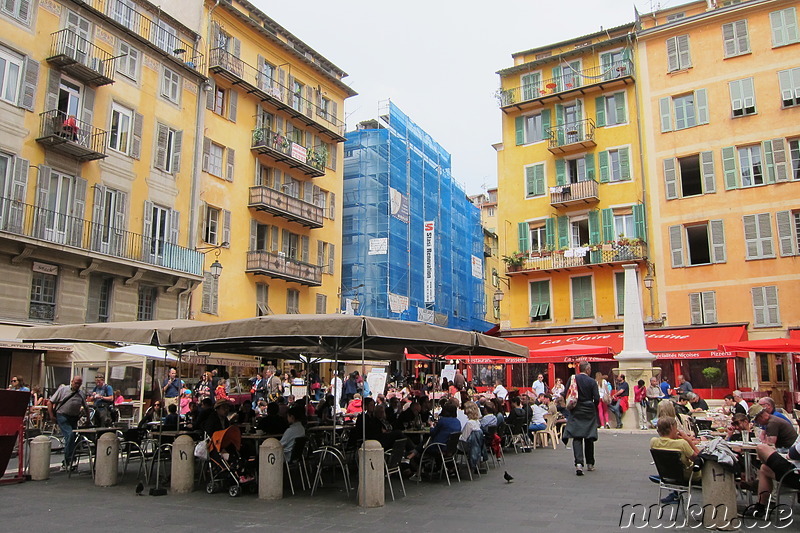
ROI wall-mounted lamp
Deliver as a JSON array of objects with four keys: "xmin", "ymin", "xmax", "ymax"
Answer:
[{"xmin": 196, "ymin": 243, "xmax": 228, "ymax": 279}]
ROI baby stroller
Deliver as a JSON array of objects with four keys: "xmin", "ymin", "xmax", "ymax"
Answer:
[{"xmin": 205, "ymin": 425, "xmax": 256, "ymax": 497}]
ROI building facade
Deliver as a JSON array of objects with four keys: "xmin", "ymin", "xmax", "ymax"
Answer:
[
  {"xmin": 342, "ymin": 102, "xmax": 490, "ymax": 331},
  {"xmin": 469, "ymin": 187, "xmax": 501, "ymax": 324}
]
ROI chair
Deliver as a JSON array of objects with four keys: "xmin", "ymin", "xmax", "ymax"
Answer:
[
  {"xmin": 310, "ymin": 444, "xmax": 351, "ymax": 497},
  {"xmin": 285, "ymin": 436, "xmax": 309, "ymax": 495},
  {"xmin": 68, "ymin": 435, "xmax": 95, "ymax": 478},
  {"xmin": 439, "ymin": 432, "xmax": 462, "ymax": 485},
  {"xmin": 384, "ymin": 438, "xmax": 407, "ymax": 501},
  {"xmin": 117, "ymin": 404, "xmax": 136, "ymax": 426},
  {"xmin": 484, "ymin": 425, "xmax": 503, "ymax": 468},
  {"xmin": 764, "ymin": 463, "xmax": 800, "ymax": 517},
  {"xmin": 119, "ymin": 428, "xmax": 149, "ymax": 483},
  {"xmin": 649, "ymin": 448, "xmax": 702, "ymax": 519},
  {"xmin": 457, "ymin": 429, "xmax": 485, "ymax": 480},
  {"xmin": 532, "ymin": 414, "xmax": 558, "ymax": 450},
  {"xmin": 507, "ymin": 419, "xmax": 532, "ymax": 454}
]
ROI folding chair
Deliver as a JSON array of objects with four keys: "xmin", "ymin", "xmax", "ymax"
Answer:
[
  {"xmin": 384, "ymin": 438, "xmax": 407, "ymax": 501},
  {"xmin": 764, "ymin": 463, "xmax": 800, "ymax": 517},
  {"xmin": 649, "ymin": 448, "xmax": 702, "ymax": 519}
]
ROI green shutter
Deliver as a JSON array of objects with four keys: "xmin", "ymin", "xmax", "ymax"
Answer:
[
  {"xmin": 615, "ymin": 272, "xmax": 625, "ymax": 316},
  {"xmin": 518, "ymin": 221, "xmax": 529, "ymax": 253},
  {"xmin": 534, "ymin": 164, "xmax": 545, "ymax": 196},
  {"xmin": 588, "ymin": 210, "xmax": 600, "ymax": 245},
  {"xmin": 572, "ymin": 276, "xmax": 593, "ymax": 319},
  {"xmin": 695, "ymin": 88, "xmax": 709, "ymax": 124},
  {"xmin": 552, "ymin": 66, "xmax": 562, "ymax": 90},
  {"xmin": 541, "ymin": 108, "xmax": 551, "ymax": 139},
  {"xmin": 659, "ymin": 97, "xmax": 672, "ymax": 132},
  {"xmin": 601, "ymin": 208, "xmax": 614, "ymax": 242},
  {"xmin": 633, "ymin": 204, "xmax": 646, "ymax": 241},
  {"xmin": 722, "ymin": 146, "xmax": 738, "ymax": 189},
  {"xmin": 619, "ymin": 147, "xmax": 631, "ymax": 180},
  {"xmin": 598, "ymin": 150, "xmax": 609, "ymax": 183},
  {"xmin": 545, "ymin": 218, "xmax": 555, "ymax": 250},
  {"xmin": 595, "ymin": 96, "xmax": 606, "ymax": 127},
  {"xmin": 555, "ymin": 104, "xmax": 564, "ymax": 145},
  {"xmin": 515, "ymin": 116, "xmax": 524, "ymax": 145},
  {"xmin": 585, "ymin": 153, "xmax": 595, "ymax": 181},
  {"xmin": 525, "ymin": 165, "xmax": 536, "ymax": 197},
  {"xmin": 557, "ymin": 215, "xmax": 569, "ymax": 249},
  {"xmin": 555, "ymin": 159, "xmax": 566, "ymax": 186},
  {"xmin": 614, "ymin": 92, "xmax": 626, "ymax": 123}
]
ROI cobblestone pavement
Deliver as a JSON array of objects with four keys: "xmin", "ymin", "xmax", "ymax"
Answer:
[{"xmin": 0, "ymin": 432, "xmax": 793, "ymax": 532}]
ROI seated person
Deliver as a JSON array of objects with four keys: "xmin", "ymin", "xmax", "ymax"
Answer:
[
  {"xmin": 346, "ymin": 393, "xmax": 363, "ymax": 414},
  {"xmin": 407, "ymin": 403, "xmax": 461, "ymax": 467},
  {"xmin": 479, "ymin": 401, "xmax": 498, "ymax": 430},
  {"xmin": 650, "ymin": 417, "xmax": 702, "ymax": 504},
  {"xmin": 757, "ymin": 397, "xmax": 792, "ymax": 424},
  {"xmin": 315, "ymin": 394, "xmax": 335, "ymax": 425},
  {"xmin": 280, "ymin": 405, "xmax": 306, "ymax": 460},
  {"xmin": 193, "ymin": 398, "xmax": 214, "ymax": 432},
  {"xmin": 257, "ymin": 402, "xmax": 289, "ymax": 435},
  {"xmin": 162, "ymin": 403, "xmax": 180, "ymax": 431},
  {"xmin": 394, "ymin": 400, "xmax": 422, "ymax": 430},
  {"xmin": 687, "ymin": 392, "xmax": 708, "ymax": 412},
  {"xmin": 354, "ymin": 397, "xmax": 404, "ymax": 449},
  {"xmin": 255, "ymin": 400, "xmax": 268, "ymax": 417},
  {"xmin": 528, "ymin": 401, "xmax": 548, "ymax": 432},
  {"xmin": 234, "ymin": 401, "xmax": 256, "ymax": 425},
  {"xmin": 723, "ymin": 394, "xmax": 739, "ymax": 415},
  {"xmin": 656, "ymin": 398, "xmax": 695, "ymax": 438},
  {"xmin": 751, "ymin": 404, "xmax": 798, "ymax": 450},
  {"xmin": 138, "ymin": 401, "xmax": 164, "ymax": 428},
  {"xmin": 460, "ymin": 401, "xmax": 482, "ymax": 442},
  {"xmin": 506, "ymin": 396, "xmax": 530, "ymax": 430},
  {"xmin": 744, "ymin": 440, "xmax": 800, "ymax": 518},
  {"xmin": 674, "ymin": 396, "xmax": 692, "ymax": 415},
  {"xmin": 203, "ymin": 399, "xmax": 232, "ymax": 436},
  {"xmin": 725, "ymin": 413, "xmax": 756, "ymax": 442}
]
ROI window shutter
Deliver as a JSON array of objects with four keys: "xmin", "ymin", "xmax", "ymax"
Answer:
[
  {"xmin": 701, "ymin": 291, "xmax": 717, "ymax": 325},
  {"xmin": 695, "ymin": 89, "xmax": 709, "ymax": 124},
  {"xmin": 202, "ymin": 137, "xmax": 211, "ymax": 172},
  {"xmin": 201, "ymin": 272, "xmax": 212, "ymax": 314},
  {"xmin": 206, "ymin": 78, "xmax": 215, "ymax": 109},
  {"xmin": 545, "ymin": 218, "xmax": 555, "ymax": 250},
  {"xmin": 743, "ymin": 214, "xmax": 759, "ymax": 258},
  {"xmin": 709, "ymin": 219, "xmax": 726, "ymax": 263},
  {"xmin": 222, "ymin": 209, "xmax": 231, "ymax": 247},
  {"xmin": 763, "ymin": 140, "xmax": 777, "ymax": 184},
  {"xmin": 8, "ymin": 157, "xmax": 28, "ymax": 232},
  {"xmin": 45, "ymin": 68, "xmax": 60, "ymax": 111},
  {"xmin": 172, "ymin": 130, "xmax": 183, "ymax": 173},
  {"xmin": 588, "ymin": 210, "xmax": 600, "ymax": 245},
  {"xmin": 19, "ymin": 57, "xmax": 39, "ymax": 111},
  {"xmin": 228, "ymin": 90, "xmax": 238, "ymax": 122},
  {"xmin": 281, "ymin": 229, "xmax": 289, "ymax": 256},
  {"xmin": 722, "ymin": 22, "xmax": 737, "ymax": 57},
  {"xmin": 225, "ymin": 147, "xmax": 235, "ymax": 182},
  {"xmin": 317, "ymin": 241, "xmax": 324, "ymax": 267},
  {"xmin": 601, "ymin": 208, "xmax": 614, "ymax": 242},
  {"xmin": 301, "ymin": 235, "xmax": 309, "ymax": 262},
  {"xmin": 142, "ymin": 200, "xmax": 153, "ymax": 251},
  {"xmin": 669, "ymin": 225, "xmax": 684, "ymax": 267},
  {"xmin": 666, "ymin": 36, "xmax": 679, "ymax": 71},
  {"xmin": 541, "ymin": 108, "xmax": 551, "ymax": 139},
  {"xmin": 770, "ymin": 10, "xmax": 784, "ymax": 47},
  {"xmin": 514, "ymin": 116, "xmax": 524, "ymax": 145},
  {"xmin": 555, "ymin": 158, "xmax": 566, "ymax": 186},
  {"xmin": 595, "ymin": 96, "xmax": 606, "ymax": 127},
  {"xmin": 735, "ymin": 20, "xmax": 750, "ymax": 54},
  {"xmin": 250, "ymin": 219, "xmax": 258, "ymax": 251},
  {"xmin": 771, "ymin": 138, "xmax": 789, "ymax": 182},
  {"xmin": 775, "ymin": 210, "xmax": 796, "ymax": 256},
  {"xmin": 232, "ymin": 36, "xmax": 241, "ymax": 58},
  {"xmin": 598, "ymin": 151, "xmax": 609, "ymax": 183},
  {"xmin": 633, "ymin": 204, "xmax": 646, "ymax": 241},
  {"xmin": 721, "ymin": 146, "xmax": 738, "ymax": 189},
  {"xmin": 751, "ymin": 286, "xmax": 766, "ymax": 326},
  {"xmin": 615, "ymin": 272, "xmax": 625, "ymax": 316},
  {"xmin": 699, "ymin": 151, "xmax": 716, "ymax": 193},
  {"xmin": 614, "ymin": 92, "xmax": 626, "ymax": 123},
  {"xmin": 329, "ymin": 192, "xmax": 335, "ymax": 220},
  {"xmin": 270, "ymin": 226, "xmax": 279, "ymax": 252},
  {"xmin": 619, "ymin": 147, "xmax": 631, "ymax": 180},
  {"xmin": 659, "ymin": 97, "xmax": 672, "ymax": 132},
  {"xmin": 305, "ymin": 86, "xmax": 313, "ymax": 117},
  {"xmin": 557, "ymin": 215, "xmax": 569, "ymax": 249},
  {"xmin": 517, "ymin": 221, "xmax": 529, "ymax": 253},
  {"xmin": 689, "ymin": 293, "xmax": 703, "ymax": 325},
  {"xmin": 584, "ymin": 153, "xmax": 595, "ymax": 181},
  {"xmin": 663, "ymin": 158, "xmax": 678, "ymax": 200},
  {"xmin": 328, "ymin": 243, "xmax": 335, "ymax": 274},
  {"xmin": 533, "ymin": 164, "xmax": 545, "ymax": 196},
  {"xmin": 81, "ymin": 86, "xmax": 95, "ymax": 128},
  {"xmin": 524, "ymin": 166, "xmax": 536, "ymax": 197},
  {"xmin": 131, "ymin": 112, "xmax": 144, "ymax": 159},
  {"xmin": 169, "ymin": 209, "xmax": 180, "ymax": 244},
  {"xmin": 765, "ymin": 286, "xmax": 780, "ymax": 326},
  {"xmin": 69, "ymin": 176, "xmax": 87, "ymax": 246},
  {"xmin": 155, "ymin": 123, "xmax": 168, "ymax": 170},
  {"xmin": 529, "ymin": 303, "xmax": 540, "ymax": 318},
  {"xmin": 757, "ymin": 212, "xmax": 774, "ymax": 257}
]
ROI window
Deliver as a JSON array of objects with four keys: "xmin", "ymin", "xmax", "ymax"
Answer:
[
  {"xmin": 143, "ymin": 201, "xmax": 179, "ymax": 262},
  {"xmin": 663, "ymin": 152, "xmax": 717, "ymax": 200},
  {"xmin": 292, "ymin": 80, "xmax": 303, "ymax": 112},
  {"xmin": 566, "ymin": 157, "xmax": 587, "ymax": 184},
  {"xmin": 751, "ymin": 286, "xmax": 779, "ymax": 327},
  {"xmin": 529, "ymin": 280, "xmax": 550, "ymax": 321},
  {"xmin": 29, "ymin": 270, "xmax": 57, "ymax": 321},
  {"xmin": 770, "ymin": 7, "xmax": 799, "ymax": 47},
  {"xmin": 689, "ymin": 291, "xmax": 717, "ymax": 325},
  {"xmin": 737, "ymin": 145, "xmax": 763, "ymax": 187},
  {"xmin": 515, "ymin": 110, "xmax": 549, "ymax": 145},
  {"xmin": 666, "ymin": 12, "xmax": 685, "ymax": 22},
  {"xmin": 154, "ymin": 124, "xmax": 181, "ymax": 173},
  {"xmin": 256, "ymin": 283, "xmax": 269, "ymax": 316},
  {"xmin": 790, "ymin": 139, "xmax": 800, "ymax": 180},
  {"xmin": 153, "ymin": 20, "xmax": 177, "ymax": 53},
  {"xmin": 723, "ymin": 141, "xmax": 789, "ymax": 188},
  {"xmin": 286, "ymin": 289, "xmax": 300, "ymax": 314},
  {"xmin": 316, "ymin": 294, "xmax": 327, "ymax": 314},
  {"xmin": 91, "ymin": 185, "xmax": 126, "ymax": 253},
  {"xmin": 614, "ymin": 271, "xmax": 625, "ymax": 317},
  {"xmin": 529, "ymin": 225, "xmax": 547, "ymax": 253},
  {"xmin": 1, "ymin": 0, "xmax": 32, "ymax": 24},
  {"xmin": 253, "ymin": 223, "xmax": 270, "ymax": 251},
  {"xmin": 0, "ymin": 46, "xmax": 23, "ymax": 104},
  {"xmin": 600, "ymin": 147, "xmax": 631, "ymax": 182},
  {"xmin": 666, "ymin": 35, "xmax": 691, "ymax": 72},
  {"xmin": 600, "ymin": 50, "xmax": 626, "ymax": 81},
  {"xmin": 614, "ymin": 213, "xmax": 635, "ymax": 239},
  {"xmin": 524, "ymin": 113, "xmax": 543, "ymax": 143},
  {"xmin": 524, "ymin": 163, "xmax": 545, "ymax": 198},
  {"xmin": 571, "ymin": 275, "xmax": 593, "ymax": 319},
  {"xmin": 317, "ymin": 241, "xmax": 335, "ymax": 274},
  {"xmin": 729, "ymin": 78, "xmax": 755, "ymax": 117},
  {"xmin": 521, "ymin": 71, "xmax": 542, "ymax": 100},
  {"xmin": 596, "ymin": 93, "xmax": 626, "ymax": 126},
  {"xmin": 37, "ymin": 169, "xmax": 87, "ymax": 246},
  {"xmin": 137, "ymin": 285, "xmax": 157, "ymax": 321},
  {"xmin": 110, "ymin": 0, "xmax": 136, "ymax": 29},
  {"xmin": 669, "ymin": 220, "xmax": 726, "ymax": 267},
  {"xmin": 86, "ymin": 275, "xmax": 113, "ymax": 323},
  {"xmin": 206, "ymin": 142, "xmax": 223, "ymax": 176},
  {"xmin": 160, "ymin": 67, "xmax": 180, "ymax": 103},
  {"xmin": 778, "ymin": 67, "xmax": 800, "ymax": 108},
  {"xmin": 775, "ymin": 209, "xmax": 800, "ymax": 256},
  {"xmin": 201, "ymin": 272, "xmax": 218, "ymax": 315},
  {"xmin": 204, "ymin": 205, "xmax": 219, "ymax": 245},
  {"xmin": 722, "ymin": 20, "xmax": 750, "ymax": 58},
  {"xmin": 109, "ymin": 103, "xmax": 133, "ymax": 154},
  {"xmin": 116, "ymin": 41, "xmax": 139, "ymax": 80},
  {"xmin": 660, "ymin": 90, "xmax": 709, "ymax": 132},
  {"xmin": 742, "ymin": 213, "xmax": 775, "ymax": 259},
  {"xmin": 213, "ymin": 87, "xmax": 225, "ymax": 115}
]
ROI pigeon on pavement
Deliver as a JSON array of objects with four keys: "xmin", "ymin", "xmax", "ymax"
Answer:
[
  {"xmin": 504, "ymin": 471, "xmax": 514, "ymax": 483},
  {"xmin": 135, "ymin": 481, "xmax": 144, "ymax": 495}
]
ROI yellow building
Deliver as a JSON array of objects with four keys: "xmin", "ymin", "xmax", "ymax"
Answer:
[
  {"xmin": 495, "ymin": 23, "xmax": 655, "ymax": 335},
  {"xmin": 194, "ymin": 0, "xmax": 355, "ymax": 321},
  {"xmin": 637, "ymin": 0, "xmax": 800, "ymax": 402},
  {"xmin": 0, "ymin": 0, "xmax": 207, "ymax": 327}
]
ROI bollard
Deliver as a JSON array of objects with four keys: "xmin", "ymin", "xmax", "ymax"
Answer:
[
  {"xmin": 170, "ymin": 435, "xmax": 195, "ymax": 494},
  {"xmin": 357, "ymin": 440, "xmax": 385, "ymax": 508},
  {"xmin": 700, "ymin": 459, "xmax": 737, "ymax": 530},
  {"xmin": 29, "ymin": 435, "xmax": 52, "ymax": 481},
  {"xmin": 258, "ymin": 438, "xmax": 283, "ymax": 500},
  {"xmin": 95, "ymin": 432, "xmax": 119, "ymax": 487}
]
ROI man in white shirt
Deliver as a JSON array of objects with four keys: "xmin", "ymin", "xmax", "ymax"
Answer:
[
  {"xmin": 493, "ymin": 380, "xmax": 508, "ymax": 400},
  {"xmin": 732, "ymin": 390, "xmax": 749, "ymax": 415},
  {"xmin": 331, "ymin": 371, "xmax": 343, "ymax": 409},
  {"xmin": 531, "ymin": 374, "xmax": 546, "ymax": 396},
  {"xmin": 528, "ymin": 403, "xmax": 548, "ymax": 432}
]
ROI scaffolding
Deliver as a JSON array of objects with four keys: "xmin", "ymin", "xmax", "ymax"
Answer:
[{"xmin": 342, "ymin": 102, "xmax": 491, "ymax": 332}]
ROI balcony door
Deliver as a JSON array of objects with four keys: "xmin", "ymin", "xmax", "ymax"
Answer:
[
  {"xmin": 41, "ymin": 171, "xmax": 74, "ymax": 244},
  {"xmin": 57, "ymin": 78, "xmax": 82, "ymax": 120},
  {"xmin": 91, "ymin": 185, "xmax": 126, "ymax": 255},
  {"xmin": 563, "ymin": 101, "xmax": 582, "ymax": 144},
  {"xmin": 65, "ymin": 11, "xmax": 91, "ymax": 65},
  {"xmin": 757, "ymin": 353, "xmax": 790, "ymax": 408}
]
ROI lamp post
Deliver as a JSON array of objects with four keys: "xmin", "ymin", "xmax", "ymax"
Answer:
[
  {"xmin": 643, "ymin": 263, "xmax": 655, "ymax": 322},
  {"xmin": 338, "ymin": 284, "xmax": 364, "ymax": 315}
]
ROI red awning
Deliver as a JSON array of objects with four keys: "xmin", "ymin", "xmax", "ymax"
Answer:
[
  {"xmin": 509, "ymin": 325, "xmax": 747, "ymax": 362},
  {"xmin": 405, "ymin": 353, "xmax": 528, "ymax": 364},
  {"xmin": 722, "ymin": 335, "xmax": 800, "ymax": 363}
]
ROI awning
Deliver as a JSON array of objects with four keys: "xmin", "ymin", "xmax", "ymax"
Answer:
[
  {"xmin": 792, "ymin": 330, "xmax": 800, "ymax": 363},
  {"xmin": 406, "ymin": 353, "xmax": 528, "ymax": 364},
  {"xmin": 508, "ymin": 325, "xmax": 747, "ymax": 362},
  {"xmin": 722, "ymin": 335, "xmax": 800, "ymax": 363}
]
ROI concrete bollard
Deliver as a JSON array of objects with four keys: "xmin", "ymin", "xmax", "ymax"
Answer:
[
  {"xmin": 95, "ymin": 432, "xmax": 119, "ymax": 487},
  {"xmin": 258, "ymin": 438, "xmax": 283, "ymax": 500},
  {"xmin": 29, "ymin": 435, "xmax": 52, "ymax": 481},
  {"xmin": 357, "ymin": 440, "xmax": 385, "ymax": 508},
  {"xmin": 701, "ymin": 459, "xmax": 737, "ymax": 530},
  {"xmin": 170, "ymin": 435, "xmax": 195, "ymax": 494}
]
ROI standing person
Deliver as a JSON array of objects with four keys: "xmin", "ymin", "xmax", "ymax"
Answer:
[
  {"xmin": 343, "ymin": 372, "xmax": 358, "ymax": 406},
  {"xmin": 265, "ymin": 366, "xmax": 283, "ymax": 401},
  {"xmin": 330, "ymin": 370, "xmax": 343, "ymax": 409},
  {"xmin": 90, "ymin": 373, "xmax": 114, "ymax": 427},
  {"xmin": 48, "ymin": 376, "xmax": 89, "ymax": 471},
  {"xmin": 531, "ymin": 374, "xmax": 546, "ymax": 396},
  {"xmin": 674, "ymin": 374, "xmax": 693, "ymax": 396},
  {"xmin": 251, "ymin": 372, "xmax": 266, "ymax": 408},
  {"xmin": 595, "ymin": 372, "xmax": 611, "ymax": 429},
  {"xmin": 162, "ymin": 367, "xmax": 183, "ymax": 409},
  {"xmin": 563, "ymin": 363, "xmax": 600, "ymax": 476},
  {"xmin": 609, "ymin": 374, "xmax": 630, "ymax": 429},
  {"xmin": 645, "ymin": 377, "xmax": 662, "ymax": 423},
  {"xmin": 196, "ymin": 371, "xmax": 214, "ymax": 403},
  {"xmin": 633, "ymin": 379, "xmax": 648, "ymax": 431},
  {"xmin": 660, "ymin": 376, "xmax": 672, "ymax": 399},
  {"xmin": 452, "ymin": 369, "xmax": 466, "ymax": 391}
]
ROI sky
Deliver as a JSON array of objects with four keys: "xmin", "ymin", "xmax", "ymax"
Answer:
[{"xmin": 252, "ymin": 0, "xmax": 659, "ymax": 196}]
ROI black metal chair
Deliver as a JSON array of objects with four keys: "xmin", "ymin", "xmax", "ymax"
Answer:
[
  {"xmin": 285, "ymin": 436, "xmax": 309, "ymax": 495},
  {"xmin": 649, "ymin": 448, "xmax": 702, "ymax": 519},
  {"xmin": 384, "ymin": 438, "xmax": 407, "ymax": 500},
  {"xmin": 765, "ymin": 463, "xmax": 800, "ymax": 517}
]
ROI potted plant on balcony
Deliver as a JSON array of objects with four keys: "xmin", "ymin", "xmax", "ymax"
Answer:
[{"xmin": 502, "ymin": 251, "xmax": 527, "ymax": 272}]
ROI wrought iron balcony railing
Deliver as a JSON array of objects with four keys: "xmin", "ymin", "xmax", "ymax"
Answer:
[
  {"xmin": 506, "ymin": 242, "xmax": 647, "ymax": 275},
  {"xmin": 547, "ymin": 118, "xmax": 596, "ymax": 153},
  {"xmin": 549, "ymin": 179, "xmax": 599, "ymax": 207},
  {"xmin": 246, "ymin": 250, "xmax": 322, "ymax": 286},
  {"xmin": 0, "ymin": 196, "xmax": 202, "ymax": 277},
  {"xmin": 36, "ymin": 110, "xmax": 108, "ymax": 162},
  {"xmin": 251, "ymin": 127, "xmax": 326, "ymax": 177},
  {"xmin": 47, "ymin": 29, "xmax": 115, "ymax": 86},
  {"xmin": 248, "ymin": 186, "xmax": 324, "ymax": 228}
]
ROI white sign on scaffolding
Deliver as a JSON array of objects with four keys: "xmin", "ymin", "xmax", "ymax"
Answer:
[{"xmin": 424, "ymin": 220, "xmax": 435, "ymax": 303}]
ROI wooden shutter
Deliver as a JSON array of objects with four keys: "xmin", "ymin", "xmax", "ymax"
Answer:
[
  {"xmin": 700, "ymin": 151, "xmax": 716, "ymax": 193},
  {"xmin": 305, "ymin": 86, "xmax": 313, "ymax": 117},
  {"xmin": 301, "ymin": 235, "xmax": 309, "ymax": 262},
  {"xmin": 7, "ymin": 157, "xmax": 28, "ymax": 232},
  {"xmin": 328, "ymin": 192, "xmax": 335, "ymax": 220},
  {"xmin": 225, "ymin": 147, "xmax": 235, "ymax": 182},
  {"xmin": 541, "ymin": 108, "xmax": 551, "ymax": 139},
  {"xmin": 775, "ymin": 210, "xmax": 796, "ymax": 256},
  {"xmin": 689, "ymin": 293, "xmax": 703, "ymax": 325},
  {"xmin": 82, "ymin": 86, "xmax": 95, "ymax": 127},
  {"xmin": 142, "ymin": 200, "xmax": 153, "ymax": 250},
  {"xmin": 228, "ymin": 90, "xmax": 238, "ymax": 122},
  {"xmin": 222, "ymin": 209, "xmax": 231, "ymax": 247},
  {"xmin": 633, "ymin": 204, "xmax": 646, "ymax": 241},
  {"xmin": 677, "ymin": 35, "xmax": 691, "ymax": 68},
  {"xmin": 619, "ymin": 147, "xmax": 630, "ymax": 180},
  {"xmin": 601, "ymin": 208, "xmax": 614, "ymax": 242},
  {"xmin": 19, "ymin": 57, "xmax": 39, "ymax": 111},
  {"xmin": 598, "ymin": 151, "xmax": 609, "ymax": 183},
  {"xmin": 751, "ymin": 287, "xmax": 766, "ymax": 326},
  {"xmin": 709, "ymin": 219, "xmax": 726, "ymax": 263},
  {"xmin": 232, "ymin": 37, "xmax": 241, "ymax": 58},
  {"xmin": 514, "ymin": 116, "xmax": 524, "ymax": 145},
  {"xmin": 588, "ymin": 210, "xmax": 600, "ymax": 245},
  {"xmin": 517, "ymin": 221, "xmax": 529, "ymax": 252},
  {"xmin": 695, "ymin": 89, "xmax": 709, "ymax": 124},
  {"xmin": 155, "ymin": 123, "xmax": 168, "ymax": 170},
  {"xmin": 328, "ymin": 243, "xmax": 335, "ymax": 274},
  {"xmin": 743, "ymin": 213, "xmax": 761, "ymax": 259},
  {"xmin": 131, "ymin": 112, "xmax": 144, "ymax": 159},
  {"xmin": 663, "ymin": 158, "xmax": 678, "ymax": 200},
  {"xmin": 281, "ymin": 229, "xmax": 290, "ymax": 256},
  {"xmin": 595, "ymin": 96, "xmax": 606, "ymax": 127},
  {"xmin": 317, "ymin": 241, "xmax": 324, "ymax": 267},
  {"xmin": 701, "ymin": 292, "xmax": 718, "ymax": 325},
  {"xmin": 557, "ymin": 215, "xmax": 569, "ymax": 249},
  {"xmin": 666, "ymin": 36, "xmax": 679, "ymax": 71},
  {"xmin": 169, "ymin": 209, "xmax": 180, "ymax": 244},
  {"xmin": 758, "ymin": 213, "xmax": 774, "ymax": 257},
  {"xmin": 270, "ymin": 226, "xmax": 279, "ymax": 252},
  {"xmin": 584, "ymin": 153, "xmax": 595, "ymax": 181},
  {"xmin": 545, "ymin": 218, "xmax": 555, "ymax": 250},
  {"xmin": 206, "ymin": 78, "xmax": 215, "ymax": 109},
  {"xmin": 172, "ymin": 130, "xmax": 182, "ymax": 173},
  {"xmin": 202, "ymin": 137, "xmax": 211, "ymax": 172},
  {"xmin": 771, "ymin": 138, "xmax": 789, "ymax": 182},
  {"xmin": 524, "ymin": 166, "xmax": 536, "ymax": 197},
  {"xmin": 721, "ymin": 146, "xmax": 738, "ymax": 189},
  {"xmin": 669, "ymin": 225, "xmax": 684, "ymax": 267},
  {"xmin": 614, "ymin": 92, "xmax": 626, "ymax": 123},
  {"xmin": 201, "ymin": 272, "xmax": 212, "ymax": 314},
  {"xmin": 555, "ymin": 159, "xmax": 566, "ymax": 186},
  {"xmin": 722, "ymin": 22, "xmax": 737, "ymax": 57},
  {"xmin": 765, "ymin": 286, "xmax": 779, "ymax": 326},
  {"xmin": 659, "ymin": 97, "xmax": 672, "ymax": 132},
  {"xmin": 69, "ymin": 176, "xmax": 87, "ymax": 246},
  {"xmin": 45, "ymin": 68, "xmax": 60, "ymax": 111},
  {"xmin": 250, "ymin": 219, "xmax": 257, "ymax": 251}
]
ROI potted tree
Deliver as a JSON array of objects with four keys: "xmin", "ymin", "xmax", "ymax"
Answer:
[
  {"xmin": 502, "ymin": 251, "xmax": 527, "ymax": 272},
  {"xmin": 701, "ymin": 367, "xmax": 723, "ymax": 398}
]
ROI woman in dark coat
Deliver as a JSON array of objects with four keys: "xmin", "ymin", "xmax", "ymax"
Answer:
[{"xmin": 562, "ymin": 362, "xmax": 600, "ymax": 476}]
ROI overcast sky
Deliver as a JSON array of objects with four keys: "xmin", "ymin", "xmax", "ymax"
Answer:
[{"xmin": 253, "ymin": 0, "xmax": 658, "ymax": 196}]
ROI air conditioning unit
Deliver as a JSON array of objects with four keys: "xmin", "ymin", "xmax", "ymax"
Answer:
[{"xmin": 90, "ymin": 57, "xmax": 105, "ymax": 73}]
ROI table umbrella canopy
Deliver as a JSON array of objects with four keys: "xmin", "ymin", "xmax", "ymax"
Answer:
[
  {"xmin": 22, "ymin": 319, "xmax": 198, "ymax": 346},
  {"xmin": 719, "ymin": 338, "xmax": 800, "ymax": 354}
]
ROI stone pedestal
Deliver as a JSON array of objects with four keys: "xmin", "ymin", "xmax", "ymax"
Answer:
[
  {"xmin": 170, "ymin": 435, "xmax": 194, "ymax": 493},
  {"xmin": 357, "ymin": 440, "xmax": 385, "ymax": 508},
  {"xmin": 701, "ymin": 460, "xmax": 737, "ymax": 530},
  {"xmin": 259, "ymin": 438, "xmax": 283, "ymax": 500},
  {"xmin": 29, "ymin": 435, "xmax": 51, "ymax": 481},
  {"xmin": 94, "ymin": 432, "xmax": 119, "ymax": 487}
]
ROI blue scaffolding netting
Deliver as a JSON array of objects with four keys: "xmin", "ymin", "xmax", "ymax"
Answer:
[{"xmin": 342, "ymin": 102, "xmax": 491, "ymax": 332}]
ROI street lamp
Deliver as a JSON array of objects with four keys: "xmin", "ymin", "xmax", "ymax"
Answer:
[
  {"xmin": 210, "ymin": 258, "xmax": 223, "ymax": 280},
  {"xmin": 643, "ymin": 263, "xmax": 655, "ymax": 321},
  {"xmin": 338, "ymin": 283, "xmax": 364, "ymax": 314},
  {"xmin": 195, "ymin": 242, "xmax": 228, "ymax": 279}
]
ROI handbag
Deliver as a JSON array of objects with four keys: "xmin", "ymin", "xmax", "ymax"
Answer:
[{"xmin": 566, "ymin": 375, "xmax": 579, "ymax": 410}]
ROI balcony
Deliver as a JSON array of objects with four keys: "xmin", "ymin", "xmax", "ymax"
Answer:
[
  {"xmin": 209, "ymin": 48, "xmax": 345, "ymax": 141},
  {"xmin": 81, "ymin": 0, "xmax": 204, "ymax": 73},
  {"xmin": 246, "ymin": 251, "xmax": 322, "ymax": 286},
  {"xmin": 550, "ymin": 179, "xmax": 599, "ymax": 208},
  {"xmin": 506, "ymin": 242, "xmax": 647, "ymax": 275},
  {"xmin": 0, "ymin": 196, "xmax": 202, "ymax": 277},
  {"xmin": 547, "ymin": 118, "xmax": 596, "ymax": 154},
  {"xmin": 46, "ymin": 29, "xmax": 115, "ymax": 86},
  {"xmin": 36, "ymin": 110, "xmax": 107, "ymax": 162},
  {"xmin": 251, "ymin": 127, "xmax": 326, "ymax": 177},
  {"xmin": 484, "ymin": 244, "xmax": 492, "ymax": 257},
  {"xmin": 498, "ymin": 59, "xmax": 634, "ymax": 112},
  {"xmin": 248, "ymin": 186, "xmax": 324, "ymax": 228}
]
